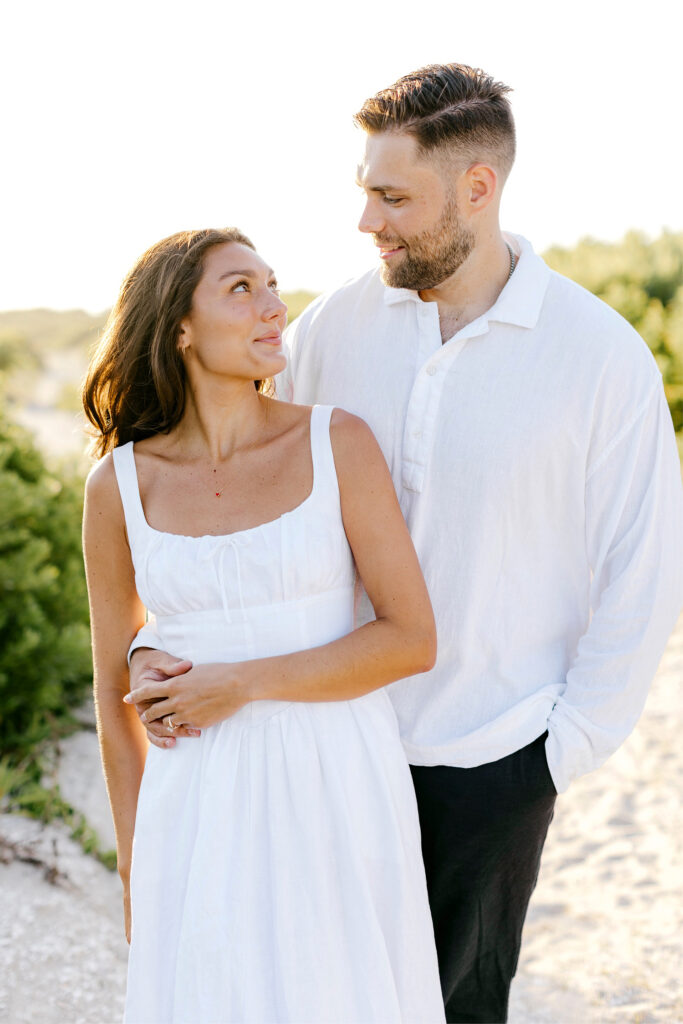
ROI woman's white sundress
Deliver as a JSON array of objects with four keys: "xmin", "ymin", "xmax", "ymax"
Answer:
[{"xmin": 113, "ymin": 405, "xmax": 445, "ymax": 1024}]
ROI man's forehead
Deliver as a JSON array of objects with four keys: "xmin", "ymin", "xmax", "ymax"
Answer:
[{"xmin": 356, "ymin": 132, "xmax": 432, "ymax": 189}]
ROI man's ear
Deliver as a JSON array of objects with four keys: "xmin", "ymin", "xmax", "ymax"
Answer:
[{"xmin": 463, "ymin": 163, "xmax": 498, "ymax": 213}]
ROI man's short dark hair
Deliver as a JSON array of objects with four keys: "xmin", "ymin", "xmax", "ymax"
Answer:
[{"xmin": 353, "ymin": 63, "xmax": 516, "ymax": 178}]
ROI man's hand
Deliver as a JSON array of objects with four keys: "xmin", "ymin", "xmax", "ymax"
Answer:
[
  {"xmin": 129, "ymin": 647, "xmax": 198, "ymax": 749},
  {"xmin": 124, "ymin": 661, "xmax": 254, "ymax": 732}
]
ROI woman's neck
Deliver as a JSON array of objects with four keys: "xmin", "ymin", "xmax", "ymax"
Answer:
[{"xmin": 173, "ymin": 378, "xmax": 269, "ymax": 464}]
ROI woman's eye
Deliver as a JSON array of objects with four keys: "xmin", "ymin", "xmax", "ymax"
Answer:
[
  {"xmin": 232, "ymin": 281, "xmax": 249, "ymax": 293},
  {"xmin": 269, "ymin": 282, "xmax": 280, "ymax": 294}
]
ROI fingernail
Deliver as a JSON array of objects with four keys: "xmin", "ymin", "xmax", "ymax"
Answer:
[
  {"xmin": 123, "ymin": 694, "xmax": 133, "ymax": 704},
  {"xmin": 188, "ymin": 729, "xmax": 201, "ymax": 737},
  {"xmin": 164, "ymin": 739, "xmax": 175, "ymax": 748}
]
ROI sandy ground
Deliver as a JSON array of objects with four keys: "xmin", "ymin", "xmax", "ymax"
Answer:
[{"xmin": 1, "ymin": 618, "xmax": 681, "ymax": 1024}]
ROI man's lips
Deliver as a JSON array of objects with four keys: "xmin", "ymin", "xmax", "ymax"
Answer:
[{"xmin": 375, "ymin": 243, "xmax": 405, "ymax": 260}]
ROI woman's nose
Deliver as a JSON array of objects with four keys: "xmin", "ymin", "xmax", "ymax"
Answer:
[{"xmin": 262, "ymin": 291, "xmax": 288, "ymax": 321}]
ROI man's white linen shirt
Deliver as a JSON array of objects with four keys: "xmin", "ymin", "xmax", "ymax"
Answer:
[{"xmin": 278, "ymin": 235, "xmax": 683, "ymax": 794}]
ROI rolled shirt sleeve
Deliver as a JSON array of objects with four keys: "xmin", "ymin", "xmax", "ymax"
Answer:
[
  {"xmin": 546, "ymin": 383, "xmax": 683, "ymax": 792},
  {"xmin": 127, "ymin": 617, "xmax": 162, "ymax": 665}
]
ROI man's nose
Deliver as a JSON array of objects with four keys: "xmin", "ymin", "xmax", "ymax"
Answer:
[{"xmin": 358, "ymin": 200, "xmax": 384, "ymax": 235}]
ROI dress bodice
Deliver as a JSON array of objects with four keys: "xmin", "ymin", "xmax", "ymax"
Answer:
[{"xmin": 112, "ymin": 405, "xmax": 356, "ymax": 666}]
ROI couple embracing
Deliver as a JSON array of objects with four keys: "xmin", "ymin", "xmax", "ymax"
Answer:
[{"xmin": 83, "ymin": 63, "xmax": 683, "ymax": 1024}]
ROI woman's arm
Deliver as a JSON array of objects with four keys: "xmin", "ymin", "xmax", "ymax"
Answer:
[
  {"xmin": 82, "ymin": 454, "xmax": 149, "ymax": 938},
  {"xmin": 127, "ymin": 411, "xmax": 437, "ymax": 728}
]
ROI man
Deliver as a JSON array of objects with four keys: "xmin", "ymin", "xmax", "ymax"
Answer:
[{"xmin": 130, "ymin": 64, "xmax": 683, "ymax": 1023}]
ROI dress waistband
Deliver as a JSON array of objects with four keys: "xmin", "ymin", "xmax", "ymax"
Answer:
[{"xmin": 154, "ymin": 586, "xmax": 355, "ymax": 664}]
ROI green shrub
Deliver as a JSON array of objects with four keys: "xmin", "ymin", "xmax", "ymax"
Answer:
[{"xmin": 0, "ymin": 414, "xmax": 91, "ymax": 761}]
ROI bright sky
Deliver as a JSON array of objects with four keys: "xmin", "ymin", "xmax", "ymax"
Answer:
[{"xmin": 2, "ymin": 0, "xmax": 681, "ymax": 313}]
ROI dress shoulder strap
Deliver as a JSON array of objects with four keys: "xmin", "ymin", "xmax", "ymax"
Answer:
[
  {"xmin": 309, "ymin": 405, "xmax": 339, "ymax": 497},
  {"xmin": 111, "ymin": 441, "xmax": 148, "ymax": 544}
]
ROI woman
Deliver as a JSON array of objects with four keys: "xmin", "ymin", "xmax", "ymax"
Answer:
[{"xmin": 82, "ymin": 227, "xmax": 445, "ymax": 1024}]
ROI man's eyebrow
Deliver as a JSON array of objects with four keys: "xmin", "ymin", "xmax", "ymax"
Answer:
[
  {"xmin": 217, "ymin": 268, "xmax": 276, "ymax": 281},
  {"xmin": 354, "ymin": 178, "xmax": 408, "ymax": 193}
]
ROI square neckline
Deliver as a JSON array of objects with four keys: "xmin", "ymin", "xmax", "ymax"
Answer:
[{"xmin": 127, "ymin": 405, "xmax": 322, "ymax": 542}]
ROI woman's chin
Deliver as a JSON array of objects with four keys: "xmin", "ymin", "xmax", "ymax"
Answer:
[{"xmin": 255, "ymin": 350, "xmax": 288, "ymax": 377}]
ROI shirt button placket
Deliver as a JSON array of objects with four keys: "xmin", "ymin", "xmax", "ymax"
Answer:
[{"xmin": 403, "ymin": 305, "xmax": 442, "ymax": 492}]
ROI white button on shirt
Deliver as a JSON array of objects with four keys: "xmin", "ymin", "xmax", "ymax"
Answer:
[{"xmin": 278, "ymin": 234, "xmax": 683, "ymax": 794}]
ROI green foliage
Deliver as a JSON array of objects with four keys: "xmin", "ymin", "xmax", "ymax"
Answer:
[
  {"xmin": 544, "ymin": 231, "xmax": 683, "ymax": 432},
  {"xmin": 282, "ymin": 290, "xmax": 318, "ymax": 323},
  {"xmin": 0, "ymin": 414, "xmax": 91, "ymax": 761},
  {"xmin": 0, "ymin": 754, "xmax": 116, "ymax": 869}
]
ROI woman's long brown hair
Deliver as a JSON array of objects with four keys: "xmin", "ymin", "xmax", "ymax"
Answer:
[{"xmin": 82, "ymin": 227, "xmax": 256, "ymax": 458}]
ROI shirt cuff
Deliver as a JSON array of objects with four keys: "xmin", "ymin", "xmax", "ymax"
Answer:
[
  {"xmin": 545, "ymin": 697, "xmax": 619, "ymax": 794},
  {"xmin": 127, "ymin": 622, "xmax": 162, "ymax": 666}
]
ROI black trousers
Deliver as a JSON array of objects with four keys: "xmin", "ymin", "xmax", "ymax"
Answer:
[{"xmin": 410, "ymin": 733, "xmax": 557, "ymax": 1024}]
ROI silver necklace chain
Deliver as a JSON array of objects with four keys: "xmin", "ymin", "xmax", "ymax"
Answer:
[{"xmin": 505, "ymin": 242, "xmax": 517, "ymax": 281}]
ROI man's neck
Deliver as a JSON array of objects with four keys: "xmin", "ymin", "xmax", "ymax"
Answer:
[{"xmin": 419, "ymin": 231, "xmax": 513, "ymax": 344}]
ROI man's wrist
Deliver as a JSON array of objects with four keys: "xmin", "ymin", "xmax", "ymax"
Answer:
[{"xmin": 129, "ymin": 646, "xmax": 155, "ymax": 666}]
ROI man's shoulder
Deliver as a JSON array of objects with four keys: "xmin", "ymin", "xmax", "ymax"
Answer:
[{"xmin": 543, "ymin": 266, "xmax": 660, "ymax": 383}]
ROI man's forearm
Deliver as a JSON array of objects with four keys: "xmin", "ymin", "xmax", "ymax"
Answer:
[{"xmin": 546, "ymin": 387, "xmax": 683, "ymax": 793}]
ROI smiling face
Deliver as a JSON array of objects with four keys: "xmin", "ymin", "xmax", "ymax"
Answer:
[
  {"xmin": 356, "ymin": 132, "xmax": 475, "ymax": 291},
  {"xmin": 179, "ymin": 242, "xmax": 288, "ymax": 382}
]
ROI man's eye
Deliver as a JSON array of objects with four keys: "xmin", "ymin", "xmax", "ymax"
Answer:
[{"xmin": 383, "ymin": 196, "xmax": 403, "ymax": 206}]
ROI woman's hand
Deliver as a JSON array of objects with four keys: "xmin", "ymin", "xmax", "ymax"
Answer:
[
  {"xmin": 129, "ymin": 647, "xmax": 200, "ymax": 749},
  {"xmin": 124, "ymin": 662, "xmax": 255, "ymax": 730}
]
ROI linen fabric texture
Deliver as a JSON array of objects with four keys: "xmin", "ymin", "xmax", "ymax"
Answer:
[
  {"xmin": 276, "ymin": 234, "xmax": 683, "ymax": 794},
  {"xmin": 114, "ymin": 405, "xmax": 445, "ymax": 1024}
]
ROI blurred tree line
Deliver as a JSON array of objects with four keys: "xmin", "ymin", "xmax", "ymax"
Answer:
[{"xmin": 1, "ymin": 236, "xmax": 682, "ymax": 789}]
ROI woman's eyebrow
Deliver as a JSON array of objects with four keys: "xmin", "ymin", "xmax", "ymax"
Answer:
[{"xmin": 218, "ymin": 267, "xmax": 275, "ymax": 282}]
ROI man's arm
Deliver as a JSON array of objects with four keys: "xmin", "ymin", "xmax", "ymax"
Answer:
[
  {"xmin": 546, "ymin": 383, "xmax": 683, "ymax": 793},
  {"xmin": 128, "ymin": 619, "xmax": 163, "ymax": 663}
]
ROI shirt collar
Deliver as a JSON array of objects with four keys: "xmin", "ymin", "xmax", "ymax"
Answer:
[{"xmin": 382, "ymin": 233, "xmax": 551, "ymax": 330}]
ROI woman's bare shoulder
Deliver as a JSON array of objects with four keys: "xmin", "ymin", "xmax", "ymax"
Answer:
[
  {"xmin": 329, "ymin": 408, "xmax": 380, "ymax": 455},
  {"xmin": 84, "ymin": 452, "xmax": 126, "ymax": 533},
  {"xmin": 327, "ymin": 409, "xmax": 389, "ymax": 490},
  {"xmin": 265, "ymin": 396, "xmax": 313, "ymax": 425},
  {"xmin": 85, "ymin": 451, "xmax": 116, "ymax": 500}
]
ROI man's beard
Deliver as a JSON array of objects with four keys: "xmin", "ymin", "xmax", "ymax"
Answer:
[{"xmin": 377, "ymin": 193, "xmax": 475, "ymax": 291}]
